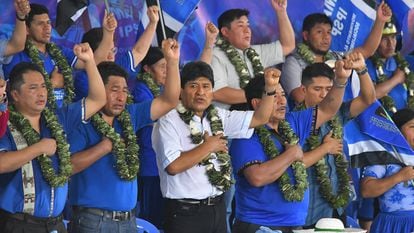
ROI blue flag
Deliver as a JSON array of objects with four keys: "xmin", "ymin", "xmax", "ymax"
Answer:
[
  {"xmin": 326, "ymin": 0, "xmax": 376, "ymax": 52},
  {"xmin": 345, "ymin": 101, "xmax": 414, "ymax": 168}
]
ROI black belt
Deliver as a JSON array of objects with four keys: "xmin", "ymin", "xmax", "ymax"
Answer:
[
  {"xmin": 0, "ymin": 209, "xmax": 62, "ymax": 225},
  {"xmin": 171, "ymin": 194, "xmax": 223, "ymax": 206},
  {"xmin": 72, "ymin": 206, "xmax": 134, "ymax": 221}
]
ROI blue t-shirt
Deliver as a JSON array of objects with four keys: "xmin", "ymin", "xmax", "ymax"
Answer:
[
  {"xmin": 230, "ymin": 108, "xmax": 313, "ymax": 226},
  {"xmin": 132, "ymin": 81, "xmax": 159, "ymax": 176},
  {"xmin": 304, "ymin": 102, "xmax": 351, "ymax": 226},
  {"xmin": 2, "ymin": 46, "xmax": 77, "ymax": 108},
  {"xmin": 73, "ymin": 50, "xmax": 138, "ymax": 102},
  {"xmin": 363, "ymin": 164, "xmax": 414, "ymax": 212},
  {"xmin": 0, "ymin": 100, "xmax": 85, "ymax": 217},
  {"xmin": 68, "ymin": 101, "xmax": 153, "ymax": 211},
  {"xmin": 366, "ymin": 57, "xmax": 407, "ymax": 112}
]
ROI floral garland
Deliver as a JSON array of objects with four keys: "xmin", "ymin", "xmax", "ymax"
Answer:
[
  {"xmin": 215, "ymin": 36, "xmax": 264, "ymax": 88},
  {"xmin": 25, "ymin": 39, "xmax": 75, "ymax": 110},
  {"xmin": 372, "ymin": 52, "xmax": 414, "ymax": 113},
  {"xmin": 255, "ymin": 121, "xmax": 308, "ymax": 201},
  {"xmin": 138, "ymin": 72, "xmax": 161, "ymax": 97},
  {"xmin": 295, "ymin": 103, "xmax": 350, "ymax": 208},
  {"xmin": 8, "ymin": 106, "xmax": 72, "ymax": 187},
  {"xmin": 176, "ymin": 102, "xmax": 232, "ymax": 191},
  {"xmin": 296, "ymin": 43, "xmax": 336, "ymax": 64},
  {"xmin": 91, "ymin": 110, "xmax": 139, "ymax": 180}
]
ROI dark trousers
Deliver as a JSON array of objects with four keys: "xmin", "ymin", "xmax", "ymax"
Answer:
[
  {"xmin": 0, "ymin": 209, "xmax": 66, "ymax": 233},
  {"xmin": 164, "ymin": 198, "xmax": 227, "ymax": 233},
  {"xmin": 232, "ymin": 219, "xmax": 302, "ymax": 233},
  {"xmin": 137, "ymin": 176, "xmax": 166, "ymax": 229}
]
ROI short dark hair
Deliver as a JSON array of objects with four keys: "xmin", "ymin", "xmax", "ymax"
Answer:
[
  {"xmin": 82, "ymin": 28, "xmax": 104, "ymax": 52},
  {"xmin": 301, "ymin": 63, "xmax": 335, "ymax": 86},
  {"xmin": 180, "ymin": 61, "xmax": 214, "ymax": 88},
  {"xmin": 218, "ymin": 9, "xmax": 249, "ymax": 31},
  {"xmin": 244, "ymin": 74, "xmax": 266, "ymax": 110},
  {"xmin": 141, "ymin": 47, "xmax": 164, "ymax": 70},
  {"xmin": 8, "ymin": 62, "xmax": 44, "ymax": 101},
  {"xmin": 27, "ymin": 3, "xmax": 49, "ymax": 27},
  {"xmin": 302, "ymin": 13, "xmax": 332, "ymax": 32},
  {"xmin": 97, "ymin": 62, "xmax": 128, "ymax": 84},
  {"xmin": 392, "ymin": 108, "xmax": 414, "ymax": 130}
]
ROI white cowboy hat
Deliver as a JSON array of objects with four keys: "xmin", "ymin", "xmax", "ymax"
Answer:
[{"xmin": 293, "ymin": 218, "xmax": 367, "ymax": 233}]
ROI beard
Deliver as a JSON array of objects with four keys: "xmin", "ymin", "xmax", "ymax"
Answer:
[{"xmin": 307, "ymin": 42, "xmax": 329, "ymax": 56}]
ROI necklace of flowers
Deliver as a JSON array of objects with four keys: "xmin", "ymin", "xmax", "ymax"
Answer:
[
  {"xmin": 297, "ymin": 43, "xmax": 336, "ymax": 65},
  {"xmin": 295, "ymin": 103, "xmax": 350, "ymax": 208},
  {"xmin": 176, "ymin": 102, "xmax": 232, "ymax": 191},
  {"xmin": 255, "ymin": 121, "xmax": 308, "ymax": 201},
  {"xmin": 138, "ymin": 72, "xmax": 161, "ymax": 97},
  {"xmin": 25, "ymin": 39, "xmax": 75, "ymax": 110},
  {"xmin": 372, "ymin": 52, "xmax": 414, "ymax": 113},
  {"xmin": 8, "ymin": 105, "xmax": 72, "ymax": 187},
  {"xmin": 215, "ymin": 36, "xmax": 264, "ymax": 88},
  {"xmin": 91, "ymin": 110, "xmax": 139, "ymax": 180}
]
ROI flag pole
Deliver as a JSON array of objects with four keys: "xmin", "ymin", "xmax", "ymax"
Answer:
[{"xmin": 156, "ymin": 0, "xmax": 167, "ymax": 40}]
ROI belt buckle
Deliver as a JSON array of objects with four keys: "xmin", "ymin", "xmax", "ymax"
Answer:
[
  {"xmin": 206, "ymin": 196, "xmax": 214, "ymax": 206},
  {"xmin": 111, "ymin": 211, "xmax": 129, "ymax": 221}
]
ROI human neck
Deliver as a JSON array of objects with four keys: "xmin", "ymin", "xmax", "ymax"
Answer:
[
  {"xmin": 267, "ymin": 119, "xmax": 279, "ymax": 132},
  {"xmin": 101, "ymin": 112, "xmax": 115, "ymax": 126},
  {"xmin": 16, "ymin": 108, "xmax": 42, "ymax": 133},
  {"xmin": 29, "ymin": 38, "xmax": 47, "ymax": 53}
]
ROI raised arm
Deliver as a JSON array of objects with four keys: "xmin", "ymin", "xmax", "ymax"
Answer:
[
  {"xmin": 3, "ymin": 0, "xmax": 30, "ymax": 57},
  {"xmin": 73, "ymin": 43, "xmax": 106, "ymax": 119},
  {"xmin": 0, "ymin": 138, "xmax": 56, "ymax": 174},
  {"xmin": 361, "ymin": 166, "xmax": 414, "ymax": 198},
  {"xmin": 199, "ymin": 22, "xmax": 219, "ymax": 64},
  {"xmin": 150, "ymin": 39, "xmax": 180, "ymax": 120},
  {"xmin": 316, "ymin": 59, "xmax": 353, "ymax": 128},
  {"xmin": 131, "ymin": 5, "xmax": 159, "ymax": 67},
  {"xmin": 94, "ymin": 10, "xmax": 117, "ymax": 64},
  {"xmin": 354, "ymin": 1, "xmax": 392, "ymax": 58},
  {"xmin": 249, "ymin": 68, "xmax": 280, "ymax": 128},
  {"xmin": 271, "ymin": 0, "xmax": 295, "ymax": 56},
  {"xmin": 348, "ymin": 52, "xmax": 376, "ymax": 117}
]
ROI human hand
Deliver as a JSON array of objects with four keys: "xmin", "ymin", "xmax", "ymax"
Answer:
[
  {"xmin": 103, "ymin": 10, "xmax": 117, "ymax": 32},
  {"xmin": 205, "ymin": 22, "xmax": 218, "ymax": 48},
  {"xmin": 74, "ymin": 43, "xmax": 95, "ymax": 64},
  {"xmin": 37, "ymin": 138, "xmax": 57, "ymax": 157},
  {"xmin": 161, "ymin": 39, "xmax": 180, "ymax": 63},
  {"xmin": 147, "ymin": 5, "xmax": 160, "ymax": 24},
  {"xmin": 203, "ymin": 131, "xmax": 228, "ymax": 154},
  {"xmin": 264, "ymin": 67, "xmax": 281, "ymax": 92},
  {"xmin": 15, "ymin": 0, "xmax": 30, "ymax": 18},
  {"xmin": 322, "ymin": 131, "xmax": 343, "ymax": 155},
  {"xmin": 397, "ymin": 166, "xmax": 414, "ymax": 183},
  {"xmin": 376, "ymin": 1, "xmax": 392, "ymax": 23},
  {"xmin": 285, "ymin": 144, "xmax": 303, "ymax": 162},
  {"xmin": 271, "ymin": 0, "xmax": 287, "ymax": 12}
]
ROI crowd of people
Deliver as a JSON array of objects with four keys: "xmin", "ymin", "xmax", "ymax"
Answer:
[{"xmin": 0, "ymin": 0, "xmax": 414, "ymax": 233}]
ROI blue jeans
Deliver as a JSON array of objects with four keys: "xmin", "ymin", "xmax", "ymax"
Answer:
[{"xmin": 68, "ymin": 209, "xmax": 137, "ymax": 233}]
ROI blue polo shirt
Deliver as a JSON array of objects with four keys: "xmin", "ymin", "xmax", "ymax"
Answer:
[
  {"xmin": 0, "ymin": 100, "xmax": 85, "ymax": 217},
  {"xmin": 68, "ymin": 101, "xmax": 153, "ymax": 211},
  {"xmin": 2, "ymin": 46, "xmax": 77, "ymax": 108},
  {"xmin": 73, "ymin": 50, "xmax": 139, "ymax": 102},
  {"xmin": 366, "ymin": 57, "xmax": 407, "ymax": 112},
  {"xmin": 230, "ymin": 108, "xmax": 313, "ymax": 227}
]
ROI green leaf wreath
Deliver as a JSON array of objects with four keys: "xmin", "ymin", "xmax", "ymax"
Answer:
[
  {"xmin": 296, "ymin": 104, "xmax": 350, "ymax": 208},
  {"xmin": 296, "ymin": 43, "xmax": 336, "ymax": 65},
  {"xmin": 25, "ymin": 39, "xmax": 75, "ymax": 110},
  {"xmin": 138, "ymin": 72, "xmax": 161, "ymax": 97},
  {"xmin": 215, "ymin": 36, "xmax": 264, "ymax": 88},
  {"xmin": 9, "ymin": 106, "xmax": 72, "ymax": 187},
  {"xmin": 255, "ymin": 121, "xmax": 308, "ymax": 201},
  {"xmin": 91, "ymin": 110, "xmax": 139, "ymax": 180},
  {"xmin": 176, "ymin": 102, "xmax": 232, "ymax": 191},
  {"xmin": 371, "ymin": 52, "xmax": 414, "ymax": 113}
]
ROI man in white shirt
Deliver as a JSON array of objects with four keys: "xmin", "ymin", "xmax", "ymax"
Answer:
[{"xmin": 152, "ymin": 61, "xmax": 280, "ymax": 233}]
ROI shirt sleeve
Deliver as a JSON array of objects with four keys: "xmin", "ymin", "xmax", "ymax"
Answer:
[
  {"xmin": 57, "ymin": 99, "xmax": 85, "ymax": 135},
  {"xmin": 152, "ymin": 113, "xmax": 182, "ymax": 170},
  {"xmin": 0, "ymin": 40, "xmax": 12, "ymax": 65},
  {"xmin": 281, "ymin": 55, "xmax": 303, "ymax": 96},
  {"xmin": 230, "ymin": 134, "xmax": 267, "ymax": 175},
  {"xmin": 211, "ymin": 48, "xmax": 230, "ymax": 91},
  {"xmin": 221, "ymin": 109, "xmax": 254, "ymax": 139},
  {"xmin": 128, "ymin": 100, "xmax": 154, "ymax": 132},
  {"xmin": 132, "ymin": 82, "xmax": 154, "ymax": 103},
  {"xmin": 252, "ymin": 40, "xmax": 285, "ymax": 68},
  {"xmin": 362, "ymin": 165, "xmax": 386, "ymax": 179}
]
